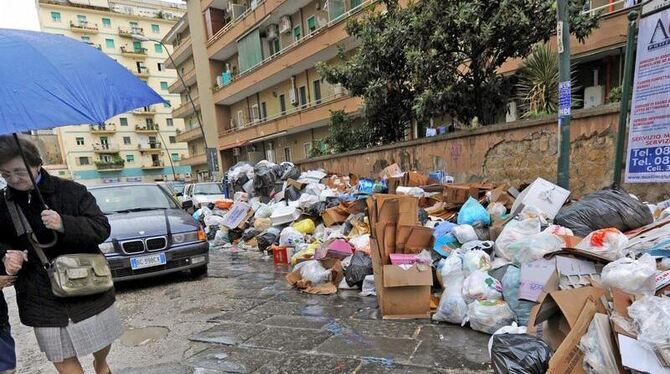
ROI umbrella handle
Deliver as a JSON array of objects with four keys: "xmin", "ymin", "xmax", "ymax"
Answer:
[{"xmin": 31, "ymin": 231, "xmax": 58, "ymax": 249}]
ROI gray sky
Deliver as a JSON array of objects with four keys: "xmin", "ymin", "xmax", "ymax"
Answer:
[{"xmin": 0, "ymin": 0, "xmax": 185, "ymax": 31}]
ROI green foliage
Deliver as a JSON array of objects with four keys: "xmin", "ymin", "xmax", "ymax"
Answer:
[
  {"xmin": 318, "ymin": 0, "xmax": 599, "ymax": 144},
  {"xmin": 325, "ymin": 110, "xmax": 362, "ymax": 153},
  {"xmin": 307, "ymin": 139, "xmax": 329, "ymax": 158},
  {"xmin": 608, "ymin": 86, "xmax": 623, "ymax": 103}
]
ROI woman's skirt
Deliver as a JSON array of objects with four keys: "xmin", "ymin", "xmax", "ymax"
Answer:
[{"xmin": 34, "ymin": 304, "xmax": 123, "ymax": 363}]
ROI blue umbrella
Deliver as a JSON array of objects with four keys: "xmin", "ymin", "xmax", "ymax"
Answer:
[{"xmin": 0, "ymin": 29, "xmax": 165, "ymax": 245}]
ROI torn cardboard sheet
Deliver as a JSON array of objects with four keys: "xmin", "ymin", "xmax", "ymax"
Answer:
[{"xmin": 519, "ymin": 258, "xmax": 557, "ymax": 302}]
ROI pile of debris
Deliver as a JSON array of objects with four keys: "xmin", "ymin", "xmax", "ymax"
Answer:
[{"xmin": 193, "ymin": 161, "xmax": 670, "ymax": 374}]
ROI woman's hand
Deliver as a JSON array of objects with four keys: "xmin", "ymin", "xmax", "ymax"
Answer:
[
  {"xmin": 3, "ymin": 250, "xmax": 26, "ymax": 276},
  {"xmin": 0, "ymin": 275, "xmax": 16, "ymax": 289},
  {"xmin": 41, "ymin": 210, "xmax": 64, "ymax": 233}
]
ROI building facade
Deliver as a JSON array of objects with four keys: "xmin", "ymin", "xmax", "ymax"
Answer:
[{"xmin": 37, "ymin": 0, "xmax": 193, "ymax": 185}]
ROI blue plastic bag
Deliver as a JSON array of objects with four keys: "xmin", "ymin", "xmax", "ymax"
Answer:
[
  {"xmin": 457, "ymin": 197, "xmax": 491, "ymax": 226},
  {"xmin": 429, "ymin": 170, "xmax": 445, "ymax": 183},
  {"xmin": 501, "ymin": 265, "xmax": 534, "ymax": 326},
  {"xmin": 357, "ymin": 178, "xmax": 375, "ymax": 194},
  {"xmin": 433, "ymin": 233, "xmax": 458, "ymax": 258},
  {"xmin": 433, "ymin": 221, "xmax": 456, "ymax": 239}
]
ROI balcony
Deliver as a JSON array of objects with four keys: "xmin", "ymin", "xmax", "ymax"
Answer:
[
  {"xmin": 179, "ymin": 152, "xmax": 207, "ymax": 166},
  {"xmin": 119, "ymin": 26, "xmax": 144, "ymax": 38},
  {"xmin": 164, "ymin": 35, "xmax": 193, "ymax": 69},
  {"xmin": 138, "ymin": 142, "xmax": 163, "ymax": 153},
  {"xmin": 95, "ymin": 160, "xmax": 125, "ymax": 171},
  {"xmin": 168, "ymin": 68, "xmax": 196, "ymax": 94},
  {"xmin": 132, "ymin": 67, "xmax": 150, "ymax": 78},
  {"xmin": 89, "ymin": 124, "xmax": 117, "ymax": 134},
  {"xmin": 83, "ymin": 41, "xmax": 102, "ymax": 50},
  {"xmin": 176, "ymin": 126, "xmax": 203, "ymax": 143},
  {"xmin": 212, "ymin": 0, "xmax": 374, "ymax": 105},
  {"xmin": 120, "ymin": 46, "xmax": 147, "ymax": 58},
  {"xmin": 219, "ymin": 94, "xmax": 362, "ymax": 150},
  {"xmin": 135, "ymin": 124, "xmax": 160, "ymax": 133},
  {"xmin": 93, "ymin": 144, "xmax": 120, "ymax": 153},
  {"xmin": 132, "ymin": 106, "xmax": 156, "ymax": 116},
  {"xmin": 172, "ymin": 97, "xmax": 199, "ymax": 118},
  {"xmin": 142, "ymin": 161, "xmax": 165, "ymax": 169},
  {"xmin": 70, "ymin": 21, "xmax": 98, "ymax": 33}
]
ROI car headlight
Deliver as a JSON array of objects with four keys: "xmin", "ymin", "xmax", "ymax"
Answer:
[
  {"xmin": 99, "ymin": 242, "xmax": 115, "ymax": 254},
  {"xmin": 172, "ymin": 231, "xmax": 199, "ymax": 244}
]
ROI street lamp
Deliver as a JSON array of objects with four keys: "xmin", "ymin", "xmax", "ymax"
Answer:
[{"xmin": 131, "ymin": 34, "xmax": 215, "ymax": 181}]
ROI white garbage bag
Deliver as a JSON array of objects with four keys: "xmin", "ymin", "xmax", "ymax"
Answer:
[
  {"xmin": 295, "ymin": 260, "xmax": 331, "ymax": 284},
  {"xmin": 506, "ymin": 233, "xmax": 564, "ymax": 265},
  {"xmin": 279, "ymin": 227, "xmax": 305, "ymax": 247},
  {"xmin": 462, "ymin": 270, "xmax": 503, "ymax": 304},
  {"xmin": 433, "ymin": 252, "xmax": 468, "ymax": 324},
  {"xmin": 576, "ymin": 228, "xmax": 629, "ymax": 261},
  {"xmin": 495, "ymin": 218, "xmax": 541, "ymax": 261},
  {"xmin": 468, "ymin": 300, "xmax": 515, "ymax": 334},
  {"xmin": 453, "ymin": 225, "xmax": 478, "ymax": 244},
  {"xmin": 462, "ymin": 249, "xmax": 492, "ymax": 276},
  {"xmin": 601, "ymin": 254, "xmax": 657, "ymax": 295}
]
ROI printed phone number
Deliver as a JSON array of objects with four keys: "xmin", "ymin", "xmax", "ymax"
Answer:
[{"xmin": 629, "ymin": 146, "xmax": 670, "ymax": 172}]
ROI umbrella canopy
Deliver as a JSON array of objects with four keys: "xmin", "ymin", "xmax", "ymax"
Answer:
[{"xmin": 0, "ymin": 28, "xmax": 165, "ymax": 135}]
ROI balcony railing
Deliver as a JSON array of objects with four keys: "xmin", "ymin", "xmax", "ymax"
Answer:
[
  {"xmin": 179, "ymin": 152, "xmax": 207, "ymax": 166},
  {"xmin": 89, "ymin": 124, "xmax": 117, "ymax": 133},
  {"xmin": 120, "ymin": 46, "xmax": 147, "ymax": 57},
  {"xmin": 93, "ymin": 144, "xmax": 120, "ymax": 153},
  {"xmin": 142, "ymin": 161, "xmax": 165, "ymax": 169},
  {"xmin": 207, "ymin": 0, "xmax": 268, "ymax": 46},
  {"xmin": 135, "ymin": 124, "xmax": 160, "ymax": 132},
  {"xmin": 583, "ymin": 0, "xmax": 640, "ymax": 17},
  {"xmin": 214, "ymin": 0, "xmax": 374, "ymax": 91},
  {"xmin": 95, "ymin": 160, "xmax": 125, "ymax": 171},
  {"xmin": 119, "ymin": 26, "xmax": 144, "ymax": 37},
  {"xmin": 132, "ymin": 106, "xmax": 156, "ymax": 115},
  {"xmin": 138, "ymin": 142, "xmax": 162, "ymax": 152},
  {"xmin": 171, "ymin": 99, "xmax": 198, "ymax": 118},
  {"xmin": 83, "ymin": 41, "xmax": 102, "ymax": 50},
  {"xmin": 176, "ymin": 126, "xmax": 202, "ymax": 143},
  {"xmin": 132, "ymin": 67, "xmax": 150, "ymax": 78},
  {"xmin": 70, "ymin": 21, "xmax": 99, "ymax": 33},
  {"xmin": 222, "ymin": 91, "xmax": 349, "ymax": 135}
]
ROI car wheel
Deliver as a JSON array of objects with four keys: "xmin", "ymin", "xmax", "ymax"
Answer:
[{"xmin": 190, "ymin": 264, "xmax": 208, "ymax": 278}]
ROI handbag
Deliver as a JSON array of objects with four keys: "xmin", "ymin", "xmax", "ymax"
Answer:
[{"xmin": 5, "ymin": 194, "xmax": 113, "ymax": 298}]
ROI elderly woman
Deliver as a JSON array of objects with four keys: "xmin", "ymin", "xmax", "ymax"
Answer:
[{"xmin": 0, "ymin": 135, "xmax": 122, "ymax": 374}]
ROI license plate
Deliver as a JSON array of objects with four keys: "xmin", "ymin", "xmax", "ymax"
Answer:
[{"xmin": 131, "ymin": 253, "xmax": 166, "ymax": 270}]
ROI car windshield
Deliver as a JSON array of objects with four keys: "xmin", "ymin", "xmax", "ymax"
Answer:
[
  {"xmin": 90, "ymin": 185, "xmax": 178, "ymax": 214},
  {"xmin": 193, "ymin": 183, "xmax": 224, "ymax": 195},
  {"xmin": 167, "ymin": 181, "xmax": 185, "ymax": 194}
]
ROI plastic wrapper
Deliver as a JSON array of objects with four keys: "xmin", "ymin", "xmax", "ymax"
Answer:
[
  {"xmin": 295, "ymin": 260, "xmax": 331, "ymax": 285},
  {"xmin": 257, "ymin": 230, "xmax": 279, "ymax": 252},
  {"xmin": 291, "ymin": 242, "xmax": 319, "ymax": 265},
  {"xmin": 453, "ymin": 224, "xmax": 478, "ymax": 244},
  {"xmin": 304, "ymin": 183, "xmax": 325, "ymax": 197},
  {"xmin": 601, "ymin": 254, "xmax": 657, "ymax": 295},
  {"xmin": 462, "ymin": 270, "xmax": 503, "ymax": 303},
  {"xmin": 212, "ymin": 229, "xmax": 230, "ymax": 247},
  {"xmin": 506, "ymin": 233, "xmax": 564, "ymax": 265},
  {"xmin": 349, "ymin": 234, "xmax": 371, "ymax": 254},
  {"xmin": 468, "ymin": 300, "xmax": 515, "ymax": 334},
  {"xmin": 279, "ymin": 227, "xmax": 306, "ymax": 247},
  {"xmin": 578, "ymin": 315, "xmax": 618, "ymax": 374},
  {"xmin": 487, "ymin": 202, "xmax": 507, "ymax": 218},
  {"xmin": 490, "ymin": 333, "xmax": 552, "ymax": 374},
  {"xmin": 628, "ymin": 296, "xmax": 670, "ymax": 348},
  {"xmin": 204, "ymin": 214, "xmax": 225, "ymax": 227},
  {"xmin": 554, "ymin": 188, "xmax": 654, "ymax": 237},
  {"xmin": 241, "ymin": 228, "xmax": 261, "ymax": 241},
  {"xmin": 396, "ymin": 186, "xmax": 425, "ymax": 198},
  {"xmin": 463, "ymin": 250, "xmax": 492, "ymax": 276},
  {"xmin": 495, "ymin": 218, "xmax": 541, "ymax": 261},
  {"xmin": 253, "ymin": 218, "xmax": 272, "ymax": 232},
  {"xmin": 344, "ymin": 251, "xmax": 373, "ymax": 287},
  {"xmin": 519, "ymin": 205, "xmax": 549, "ymax": 225},
  {"xmin": 500, "ymin": 265, "xmax": 534, "ymax": 325},
  {"xmin": 242, "ymin": 179, "xmax": 254, "ymax": 195},
  {"xmin": 293, "ymin": 219, "xmax": 316, "ymax": 234},
  {"xmin": 284, "ymin": 186, "xmax": 301, "ymax": 202},
  {"xmin": 296, "ymin": 194, "xmax": 320, "ymax": 210},
  {"xmin": 543, "ymin": 224, "xmax": 574, "ymax": 236},
  {"xmin": 233, "ymin": 191, "xmax": 249, "ymax": 203},
  {"xmin": 576, "ymin": 228, "xmax": 629, "ymax": 261},
  {"xmin": 360, "ymin": 274, "xmax": 376, "ymax": 296},
  {"xmin": 433, "ymin": 252, "xmax": 468, "ymax": 324},
  {"xmin": 457, "ymin": 197, "xmax": 491, "ymax": 226},
  {"xmin": 472, "ymin": 222, "xmax": 491, "ymax": 241},
  {"xmin": 307, "ymin": 201, "xmax": 328, "ymax": 218}
]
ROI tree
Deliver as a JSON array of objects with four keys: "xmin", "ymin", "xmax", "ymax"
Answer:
[{"xmin": 319, "ymin": 0, "xmax": 599, "ymax": 140}]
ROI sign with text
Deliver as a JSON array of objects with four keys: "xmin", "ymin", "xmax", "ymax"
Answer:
[
  {"xmin": 558, "ymin": 81, "xmax": 572, "ymax": 117},
  {"xmin": 625, "ymin": 7, "xmax": 670, "ymax": 183}
]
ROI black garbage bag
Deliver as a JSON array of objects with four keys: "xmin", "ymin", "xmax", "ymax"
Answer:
[
  {"xmin": 241, "ymin": 228, "xmax": 262, "ymax": 241},
  {"xmin": 281, "ymin": 166, "xmax": 301, "ymax": 181},
  {"xmin": 253, "ymin": 164, "xmax": 277, "ymax": 198},
  {"xmin": 228, "ymin": 228, "xmax": 244, "ymax": 243},
  {"xmin": 491, "ymin": 334, "xmax": 552, "ymax": 374},
  {"xmin": 345, "ymin": 251, "xmax": 373, "ymax": 288},
  {"xmin": 284, "ymin": 186, "xmax": 301, "ymax": 202},
  {"xmin": 325, "ymin": 196, "xmax": 342, "ymax": 208},
  {"xmin": 554, "ymin": 187, "xmax": 653, "ymax": 237},
  {"xmin": 234, "ymin": 174, "xmax": 249, "ymax": 192},
  {"xmin": 206, "ymin": 226, "xmax": 219, "ymax": 241},
  {"xmin": 418, "ymin": 208, "xmax": 429, "ymax": 225},
  {"xmin": 257, "ymin": 232, "xmax": 278, "ymax": 252},
  {"xmin": 307, "ymin": 201, "xmax": 328, "ymax": 218},
  {"xmin": 472, "ymin": 222, "xmax": 491, "ymax": 241}
]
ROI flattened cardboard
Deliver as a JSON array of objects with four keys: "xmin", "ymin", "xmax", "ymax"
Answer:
[
  {"xmin": 287, "ymin": 178, "xmax": 307, "ymax": 191},
  {"xmin": 546, "ymin": 299, "xmax": 598, "ymax": 374},
  {"xmin": 404, "ymin": 226, "xmax": 434, "ymax": 254},
  {"xmin": 321, "ymin": 206, "xmax": 348, "ymax": 227},
  {"xmin": 382, "ymin": 264, "xmax": 433, "ymax": 287}
]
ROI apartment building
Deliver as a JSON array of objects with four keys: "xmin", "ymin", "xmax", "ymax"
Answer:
[{"xmin": 37, "ymin": 0, "xmax": 192, "ymax": 185}]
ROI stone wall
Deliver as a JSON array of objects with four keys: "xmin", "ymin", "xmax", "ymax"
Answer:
[{"xmin": 296, "ymin": 104, "xmax": 668, "ymax": 202}]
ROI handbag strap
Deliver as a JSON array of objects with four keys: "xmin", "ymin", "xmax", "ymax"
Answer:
[{"xmin": 4, "ymin": 192, "xmax": 51, "ymax": 269}]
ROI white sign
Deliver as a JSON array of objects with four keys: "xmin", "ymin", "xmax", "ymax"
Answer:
[
  {"xmin": 557, "ymin": 21, "xmax": 564, "ymax": 54},
  {"xmin": 625, "ymin": 7, "xmax": 670, "ymax": 183}
]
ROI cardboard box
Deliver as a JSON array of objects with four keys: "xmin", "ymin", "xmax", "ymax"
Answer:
[
  {"xmin": 379, "ymin": 163, "xmax": 403, "ymax": 179},
  {"xmin": 511, "ymin": 177, "xmax": 571, "ymax": 220},
  {"xmin": 396, "ymin": 225, "xmax": 434, "ymax": 254},
  {"xmin": 443, "ymin": 184, "xmax": 479, "ymax": 204},
  {"xmin": 321, "ymin": 206, "xmax": 348, "ymax": 227},
  {"xmin": 287, "ymin": 178, "xmax": 307, "ymax": 191}
]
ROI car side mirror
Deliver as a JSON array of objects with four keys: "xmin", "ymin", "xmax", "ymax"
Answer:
[
  {"xmin": 176, "ymin": 192, "xmax": 183, "ymax": 197},
  {"xmin": 182, "ymin": 200, "xmax": 193, "ymax": 210}
]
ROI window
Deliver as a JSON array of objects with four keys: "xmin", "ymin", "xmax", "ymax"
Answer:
[
  {"xmin": 58, "ymin": 171, "xmax": 65, "ymax": 176},
  {"xmin": 160, "ymin": 81, "xmax": 168, "ymax": 90},
  {"xmin": 145, "ymin": 118, "xmax": 154, "ymax": 126},
  {"xmin": 299, "ymin": 86, "xmax": 307, "ymax": 109},
  {"xmin": 171, "ymin": 153, "xmax": 179, "ymax": 161},
  {"xmin": 169, "ymin": 136, "xmax": 176, "ymax": 144},
  {"xmin": 271, "ymin": 39, "xmax": 281, "ymax": 56},
  {"xmin": 105, "ymin": 39, "xmax": 115, "ymax": 49},
  {"xmin": 307, "ymin": 16, "xmax": 317, "ymax": 33},
  {"xmin": 129, "ymin": 21, "xmax": 140, "ymax": 33},
  {"xmin": 284, "ymin": 147, "xmax": 291, "ymax": 162},
  {"xmin": 133, "ymin": 41, "xmax": 142, "ymax": 52},
  {"xmin": 279, "ymin": 94, "xmax": 286, "ymax": 115},
  {"xmin": 313, "ymin": 80, "xmax": 322, "ymax": 104},
  {"xmin": 154, "ymin": 43, "xmax": 163, "ymax": 54},
  {"xmin": 78, "ymin": 156, "xmax": 89, "ymax": 165},
  {"xmin": 102, "ymin": 17, "xmax": 111, "ymax": 28},
  {"xmin": 80, "ymin": 36, "xmax": 90, "ymax": 43},
  {"xmin": 123, "ymin": 137, "xmax": 131, "ymax": 145},
  {"xmin": 251, "ymin": 104, "xmax": 260, "ymax": 123},
  {"xmin": 261, "ymin": 102, "xmax": 267, "ymax": 121},
  {"xmin": 151, "ymin": 24, "xmax": 160, "ymax": 33},
  {"xmin": 126, "ymin": 155, "xmax": 134, "ymax": 163},
  {"xmin": 304, "ymin": 142, "xmax": 312, "ymax": 158},
  {"xmin": 76, "ymin": 137, "xmax": 84, "ymax": 145},
  {"xmin": 77, "ymin": 15, "xmax": 87, "ymax": 25},
  {"xmin": 166, "ymin": 118, "xmax": 174, "ymax": 127},
  {"xmin": 157, "ymin": 62, "xmax": 164, "ymax": 71},
  {"xmin": 351, "ymin": 0, "xmax": 363, "ymax": 8},
  {"xmin": 164, "ymin": 100, "xmax": 171, "ymax": 108},
  {"xmin": 50, "ymin": 12, "xmax": 61, "ymax": 23},
  {"xmin": 293, "ymin": 25, "xmax": 302, "ymax": 41},
  {"xmin": 237, "ymin": 110, "xmax": 245, "ymax": 128},
  {"xmin": 120, "ymin": 117, "xmax": 128, "ymax": 126}
]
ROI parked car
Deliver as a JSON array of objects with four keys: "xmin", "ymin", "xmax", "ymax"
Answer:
[
  {"xmin": 89, "ymin": 183, "xmax": 209, "ymax": 281},
  {"xmin": 157, "ymin": 180, "xmax": 186, "ymax": 199},
  {"xmin": 181, "ymin": 182, "xmax": 226, "ymax": 209}
]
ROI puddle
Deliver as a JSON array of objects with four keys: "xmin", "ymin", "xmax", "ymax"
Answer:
[{"xmin": 120, "ymin": 326, "xmax": 170, "ymax": 346}]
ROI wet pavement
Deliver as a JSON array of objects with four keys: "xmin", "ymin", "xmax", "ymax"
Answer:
[{"xmin": 8, "ymin": 248, "xmax": 492, "ymax": 373}]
